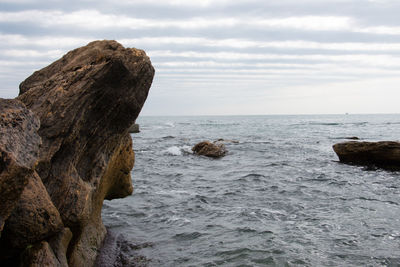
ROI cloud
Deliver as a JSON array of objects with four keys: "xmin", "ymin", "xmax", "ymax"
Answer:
[
  {"xmin": 1, "ymin": 9, "xmax": 400, "ymax": 36},
  {"xmin": 1, "ymin": 1, "xmax": 400, "ymax": 114},
  {"xmin": 122, "ymin": 37, "xmax": 400, "ymax": 51}
]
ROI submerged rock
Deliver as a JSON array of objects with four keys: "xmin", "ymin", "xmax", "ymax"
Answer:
[
  {"xmin": 0, "ymin": 40, "xmax": 154, "ymax": 267},
  {"xmin": 95, "ymin": 229, "xmax": 153, "ymax": 267},
  {"xmin": 345, "ymin": 136, "xmax": 360, "ymax": 140},
  {"xmin": 333, "ymin": 141, "xmax": 400, "ymax": 170},
  {"xmin": 216, "ymin": 138, "xmax": 239, "ymax": 144},
  {"xmin": 192, "ymin": 141, "xmax": 227, "ymax": 158}
]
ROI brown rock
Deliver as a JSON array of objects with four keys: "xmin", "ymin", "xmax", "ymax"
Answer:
[
  {"xmin": 333, "ymin": 141, "xmax": 400, "ymax": 170},
  {"xmin": 16, "ymin": 40, "xmax": 154, "ymax": 266},
  {"xmin": 48, "ymin": 228, "xmax": 73, "ymax": 267},
  {"xmin": 192, "ymin": 141, "xmax": 227, "ymax": 158},
  {"xmin": 0, "ymin": 98, "xmax": 40, "ymax": 234},
  {"xmin": 68, "ymin": 134, "xmax": 134, "ymax": 266},
  {"xmin": 20, "ymin": 241, "xmax": 59, "ymax": 267},
  {"xmin": 4, "ymin": 171, "xmax": 63, "ymax": 248}
]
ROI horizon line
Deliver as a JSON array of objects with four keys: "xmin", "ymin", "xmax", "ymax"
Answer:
[{"xmin": 139, "ymin": 112, "xmax": 400, "ymax": 117}]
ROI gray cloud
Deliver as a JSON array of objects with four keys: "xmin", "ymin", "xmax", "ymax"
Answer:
[{"xmin": 1, "ymin": 0, "xmax": 400, "ymax": 114}]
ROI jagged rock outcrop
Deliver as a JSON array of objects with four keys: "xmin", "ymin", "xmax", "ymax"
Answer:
[
  {"xmin": 333, "ymin": 141, "xmax": 400, "ymax": 170},
  {"xmin": 0, "ymin": 40, "xmax": 154, "ymax": 266},
  {"xmin": 192, "ymin": 141, "xmax": 227, "ymax": 158},
  {"xmin": 0, "ymin": 99, "xmax": 41, "ymax": 235}
]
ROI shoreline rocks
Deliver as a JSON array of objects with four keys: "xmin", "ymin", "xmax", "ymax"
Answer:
[
  {"xmin": 333, "ymin": 141, "xmax": 400, "ymax": 171},
  {"xmin": 0, "ymin": 40, "xmax": 154, "ymax": 266}
]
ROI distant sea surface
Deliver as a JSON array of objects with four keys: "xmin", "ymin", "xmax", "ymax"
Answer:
[{"xmin": 102, "ymin": 114, "xmax": 400, "ymax": 266}]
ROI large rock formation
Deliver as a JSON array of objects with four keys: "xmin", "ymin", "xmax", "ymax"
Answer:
[
  {"xmin": 333, "ymin": 141, "xmax": 400, "ymax": 170},
  {"xmin": 0, "ymin": 40, "xmax": 154, "ymax": 266}
]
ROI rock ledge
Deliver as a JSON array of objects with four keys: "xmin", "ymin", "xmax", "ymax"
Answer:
[{"xmin": 333, "ymin": 141, "xmax": 400, "ymax": 170}]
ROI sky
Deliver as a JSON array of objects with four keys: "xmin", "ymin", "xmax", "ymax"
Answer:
[{"xmin": 1, "ymin": 0, "xmax": 400, "ymax": 116}]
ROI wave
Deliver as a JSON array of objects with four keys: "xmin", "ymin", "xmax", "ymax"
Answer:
[
  {"xmin": 162, "ymin": 135, "xmax": 176, "ymax": 139},
  {"xmin": 173, "ymin": 231, "xmax": 203, "ymax": 241},
  {"xmin": 165, "ymin": 122, "xmax": 175, "ymax": 127},
  {"xmin": 308, "ymin": 122, "xmax": 342, "ymax": 126},
  {"xmin": 163, "ymin": 145, "xmax": 193, "ymax": 156}
]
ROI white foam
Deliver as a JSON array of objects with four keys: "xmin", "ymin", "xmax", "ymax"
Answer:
[
  {"xmin": 181, "ymin": 145, "xmax": 193, "ymax": 154},
  {"xmin": 164, "ymin": 146, "xmax": 182, "ymax": 156},
  {"xmin": 163, "ymin": 146, "xmax": 193, "ymax": 156}
]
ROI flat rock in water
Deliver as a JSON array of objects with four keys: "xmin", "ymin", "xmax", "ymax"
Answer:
[
  {"xmin": 192, "ymin": 141, "xmax": 227, "ymax": 158},
  {"xmin": 333, "ymin": 141, "xmax": 400, "ymax": 170}
]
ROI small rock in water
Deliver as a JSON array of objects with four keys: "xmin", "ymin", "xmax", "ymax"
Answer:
[
  {"xmin": 216, "ymin": 138, "xmax": 239, "ymax": 144},
  {"xmin": 192, "ymin": 141, "xmax": 227, "ymax": 158},
  {"xmin": 128, "ymin": 124, "xmax": 140, "ymax": 133}
]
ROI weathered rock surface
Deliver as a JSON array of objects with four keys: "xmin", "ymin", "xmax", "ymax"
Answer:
[
  {"xmin": 48, "ymin": 228, "xmax": 73, "ymax": 267},
  {"xmin": 20, "ymin": 241, "xmax": 59, "ymax": 267},
  {"xmin": 192, "ymin": 141, "xmax": 227, "ymax": 158},
  {"xmin": 333, "ymin": 141, "xmax": 400, "ymax": 170},
  {"xmin": 0, "ymin": 98, "xmax": 41, "ymax": 234},
  {"xmin": 0, "ymin": 40, "xmax": 154, "ymax": 266},
  {"xmin": 4, "ymin": 171, "xmax": 63, "ymax": 248}
]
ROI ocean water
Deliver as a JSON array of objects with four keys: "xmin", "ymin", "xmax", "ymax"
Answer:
[{"xmin": 102, "ymin": 114, "xmax": 400, "ymax": 266}]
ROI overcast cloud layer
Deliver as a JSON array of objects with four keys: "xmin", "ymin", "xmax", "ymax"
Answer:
[{"xmin": 1, "ymin": 0, "xmax": 400, "ymax": 115}]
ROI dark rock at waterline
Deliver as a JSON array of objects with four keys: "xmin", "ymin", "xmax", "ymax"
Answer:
[
  {"xmin": 0, "ymin": 40, "xmax": 154, "ymax": 267},
  {"xmin": 129, "ymin": 123, "xmax": 140, "ymax": 133},
  {"xmin": 345, "ymin": 136, "xmax": 360, "ymax": 140},
  {"xmin": 192, "ymin": 141, "xmax": 227, "ymax": 158},
  {"xmin": 216, "ymin": 138, "xmax": 239, "ymax": 144},
  {"xmin": 95, "ymin": 230, "xmax": 153, "ymax": 267},
  {"xmin": 333, "ymin": 141, "xmax": 400, "ymax": 170},
  {"xmin": 0, "ymin": 99, "xmax": 41, "ymax": 234}
]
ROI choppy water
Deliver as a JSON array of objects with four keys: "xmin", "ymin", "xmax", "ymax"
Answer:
[{"xmin": 102, "ymin": 114, "xmax": 400, "ymax": 266}]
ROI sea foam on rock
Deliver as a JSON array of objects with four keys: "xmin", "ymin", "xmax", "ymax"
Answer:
[{"xmin": 0, "ymin": 40, "xmax": 154, "ymax": 266}]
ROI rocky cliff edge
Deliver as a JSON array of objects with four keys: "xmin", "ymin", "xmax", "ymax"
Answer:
[{"xmin": 0, "ymin": 40, "xmax": 154, "ymax": 266}]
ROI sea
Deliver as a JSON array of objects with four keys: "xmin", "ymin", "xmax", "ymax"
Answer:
[{"xmin": 101, "ymin": 114, "xmax": 400, "ymax": 267}]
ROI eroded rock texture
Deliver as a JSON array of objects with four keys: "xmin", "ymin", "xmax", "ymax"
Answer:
[
  {"xmin": 0, "ymin": 98, "xmax": 41, "ymax": 234},
  {"xmin": 0, "ymin": 40, "xmax": 154, "ymax": 266},
  {"xmin": 333, "ymin": 141, "xmax": 400, "ymax": 170}
]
